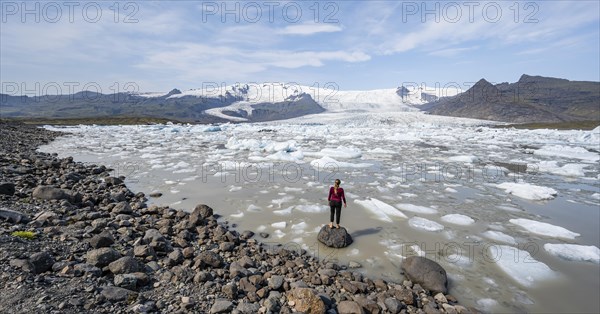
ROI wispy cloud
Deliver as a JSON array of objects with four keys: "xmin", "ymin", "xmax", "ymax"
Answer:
[
  {"xmin": 428, "ymin": 46, "xmax": 479, "ymax": 57},
  {"xmin": 277, "ymin": 22, "xmax": 343, "ymax": 35}
]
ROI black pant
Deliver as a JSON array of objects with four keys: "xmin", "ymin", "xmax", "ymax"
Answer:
[{"xmin": 329, "ymin": 201, "xmax": 342, "ymax": 224}]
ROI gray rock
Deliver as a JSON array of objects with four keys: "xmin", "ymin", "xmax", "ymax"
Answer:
[
  {"xmin": 10, "ymin": 258, "xmax": 34, "ymax": 273},
  {"xmin": 73, "ymin": 263, "xmax": 102, "ymax": 277},
  {"xmin": 401, "ymin": 256, "xmax": 448, "ymax": 294},
  {"xmin": 229, "ymin": 261, "xmax": 249, "ymax": 278},
  {"xmin": 29, "ymin": 251, "xmax": 55, "ymax": 274},
  {"xmin": 193, "ymin": 271, "xmax": 213, "ymax": 283},
  {"xmin": 189, "ymin": 204, "xmax": 213, "ymax": 225},
  {"xmin": 143, "ymin": 229, "xmax": 165, "ymax": 243},
  {"xmin": 222, "ymin": 284, "xmax": 238, "ymax": 299},
  {"xmin": 114, "ymin": 274, "xmax": 138, "ymax": 290},
  {"xmin": 167, "ymin": 249, "xmax": 184, "ymax": 266},
  {"xmin": 101, "ymin": 286, "xmax": 137, "ymax": 302},
  {"xmin": 240, "ymin": 230, "xmax": 254, "ymax": 240},
  {"xmin": 32, "ymin": 186, "xmax": 80, "ymax": 202},
  {"xmin": 384, "ymin": 297, "xmax": 403, "ymax": 314},
  {"xmin": 109, "ymin": 256, "xmax": 140, "ymax": 274},
  {"xmin": 199, "ymin": 251, "xmax": 223, "ymax": 268},
  {"xmin": 148, "ymin": 192, "xmax": 162, "ymax": 198},
  {"xmin": 237, "ymin": 302, "xmax": 260, "ymax": 314},
  {"xmin": 337, "ymin": 300, "xmax": 364, "ymax": 314},
  {"xmin": 317, "ymin": 225, "xmax": 353, "ymax": 248},
  {"xmin": 86, "ymin": 248, "xmax": 121, "ymax": 267},
  {"xmin": 210, "ymin": 299, "xmax": 233, "ymax": 313},
  {"xmin": 220, "ymin": 241, "xmax": 235, "ymax": 252},
  {"xmin": 112, "ymin": 201, "xmax": 132, "ymax": 214},
  {"xmin": 0, "ymin": 208, "xmax": 29, "ymax": 223},
  {"xmin": 104, "ymin": 176, "xmax": 123, "ymax": 186},
  {"xmin": 286, "ymin": 288, "xmax": 326, "ymax": 314},
  {"xmin": 89, "ymin": 231, "xmax": 114, "ymax": 248},
  {"xmin": 318, "ymin": 268, "xmax": 337, "ymax": 277},
  {"xmin": 259, "ymin": 232, "xmax": 269, "ymax": 238},
  {"xmin": 134, "ymin": 245, "xmax": 155, "ymax": 258},
  {"xmin": 0, "ymin": 182, "xmax": 15, "ymax": 196},
  {"xmin": 348, "ymin": 261, "xmax": 362, "ymax": 269},
  {"xmin": 268, "ymin": 275, "xmax": 284, "ymax": 290}
]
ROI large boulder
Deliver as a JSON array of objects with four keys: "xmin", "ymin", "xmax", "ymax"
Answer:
[
  {"xmin": 0, "ymin": 182, "xmax": 15, "ymax": 196},
  {"xmin": 286, "ymin": 287, "xmax": 326, "ymax": 314},
  {"xmin": 317, "ymin": 225, "xmax": 353, "ymax": 248},
  {"xmin": 189, "ymin": 204, "xmax": 214, "ymax": 225},
  {"xmin": 401, "ymin": 256, "xmax": 448, "ymax": 294},
  {"xmin": 32, "ymin": 186, "xmax": 81, "ymax": 203}
]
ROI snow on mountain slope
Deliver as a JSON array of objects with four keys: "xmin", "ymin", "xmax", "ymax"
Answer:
[{"xmin": 158, "ymin": 83, "xmax": 462, "ymax": 120}]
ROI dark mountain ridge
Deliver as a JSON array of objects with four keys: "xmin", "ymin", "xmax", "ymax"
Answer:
[{"xmin": 423, "ymin": 74, "xmax": 600, "ymax": 123}]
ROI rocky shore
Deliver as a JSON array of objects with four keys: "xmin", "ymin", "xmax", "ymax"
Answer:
[{"xmin": 0, "ymin": 121, "xmax": 477, "ymax": 314}]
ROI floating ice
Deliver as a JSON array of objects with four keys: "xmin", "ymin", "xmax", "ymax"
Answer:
[
  {"xmin": 295, "ymin": 204, "xmax": 328, "ymax": 213},
  {"xmin": 367, "ymin": 148, "xmax": 397, "ymax": 154},
  {"xmin": 230, "ymin": 211, "xmax": 244, "ymax": 218},
  {"xmin": 310, "ymin": 156, "xmax": 373, "ymax": 169},
  {"xmin": 348, "ymin": 248, "xmax": 360, "ymax": 256},
  {"xmin": 496, "ymin": 182, "xmax": 557, "ymax": 200},
  {"xmin": 533, "ymin": 161, "xmax": 587, "ymax": 177},
  {"xmin": 408, "ymin": 217, "xmax": 444, "ymax": 231},
  {"xmin": 271, "ymin": 221, "xmax": 287, "ymax": 229},
  {"xmin": 273, "ymin": 230, "xmax": 286, "ymax": 238},
  {"xmin": 273, "ymin": 206, "xmax": 293, "ymax": 215},
  {"xmin": 441, "ymin": 214, "xmax": 475, "ymax": 225},
  {"xmin": 491, "ymin": 245, "xmax": 556, "ymax": 287},
  {"xmin": 247, "ymin": 204, "xmax": 262, "ymax": 212},
  {"xmin": 509, "ymin": 218, "xmax": 580, "ymax": 240},
  {"xmin": 476, "ymin": 299, "xmax": 498, "ymax": 312},
  {"xmin": 291, "ymin": 222, "xmax": 307, "ymax": 230},
  {"xmin": 316, "ymin": 146, "xmax": 362, "ymax": 159},
  {"xmin": 265, "ymin": 150, "xmax": 304, "ymax": 162},
  {"xmin": 449, "ymin": 155, "xmax": 479, "ymax": 163},
  {"xmin": 544, "ymin": 244, "xmax": 600, "ymax": 264},
  {"xmin": 354, "ymin": 198, "xmax": 407, "ymax": 222},
  {"xmin": 534, "ymin": 145, "xmax": 599, "ymax": 161},
  {"xmin": 396, "ymin": 203, "xmax": 438, "ymax": 214},
  {"xmin": 482, "ymin": 230, "xmax": 517, "ymax": 245}
]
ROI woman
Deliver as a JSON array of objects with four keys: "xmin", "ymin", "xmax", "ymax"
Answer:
[{"xmin": 328, "ymin": 179, "xmax": 347, "ymax": 229}]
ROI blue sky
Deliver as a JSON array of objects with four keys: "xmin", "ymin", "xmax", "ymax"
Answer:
[{"xmin": 1, "ymin": 1, "xmax": 599, "ymax": 94}]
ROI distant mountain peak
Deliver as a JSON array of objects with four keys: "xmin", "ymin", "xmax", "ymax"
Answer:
[{"xmin": 166, "ymin": 88, "xmax": 182, "ymax": 97}]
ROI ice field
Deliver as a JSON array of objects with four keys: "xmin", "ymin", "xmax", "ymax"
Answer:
[{"xmin": 40, "ymin": 111, "xmax": 600, "ymax": 313}]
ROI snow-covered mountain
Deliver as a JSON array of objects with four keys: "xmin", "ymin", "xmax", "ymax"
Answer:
[{"xmin": 137, "ymin": 83, "xmax": 462, "ymax": 121}]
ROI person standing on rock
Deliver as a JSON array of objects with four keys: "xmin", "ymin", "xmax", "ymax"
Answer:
[{"xmin": 328, "ymin": 179, "xmax": 347, "ymax": 229}]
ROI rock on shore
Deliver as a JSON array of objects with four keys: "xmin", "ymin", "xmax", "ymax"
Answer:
[
  {"xmin": 317, "ymin": 225, "xmax": 353, "ymax": 248},
  {"xmin": 0, "ymin": 121, "xmax": 475, "ymax": 313}
]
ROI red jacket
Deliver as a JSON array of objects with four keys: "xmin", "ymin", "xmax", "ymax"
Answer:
[{"xmin": 328, "ymin": 187, "xmax": 346, "ymax": 204}]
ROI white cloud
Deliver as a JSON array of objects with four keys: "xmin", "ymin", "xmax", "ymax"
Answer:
[
  {"xmin": 277, "ymin": 22, "xmax": 343, "ymax": 35},
  {"xmin": 428, "ymin": 46, "xmax": 479, "ymax": 57}
]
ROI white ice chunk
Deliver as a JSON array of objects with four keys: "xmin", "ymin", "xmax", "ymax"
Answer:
[
  {"xmin": 441, "ymin": 214, "xmax": 475, "ymax": 225},
  {"xmin": 354, "ymin": 198, "xmax": 408, "ymax": 222},
  {"xmin": 273, "ymin": 230, "xmax": 286, "ymax": 238},
  {"xmin": 408, "ymin": 217, "xmax": 444, "ymax": 232},
  {"xmin": 534, "ymin": 145, "xmax": 599, "ymax": 161},
  {"xmin": 291, "ymin": 221, "xmax": 308, "ymax": 230},
  {"xmin": 396, "ymin": 203, "xmax": 438, "ymax": 214},
  {"xmin": 273, "ymin": 206, "xmax": 293, "ymax": 215},
  {"xmin": 544, "ymin": 243, "xmax": 600, "ymax": 264},
  {"xmin": 496, "ymin": 182, "xmax": 557, "ymax": 200},
  {"xmin": 317, "ymin": 146, "xmax": 362, "ymax": 159},
  {"xmin": 448, "ymin": 155, "xmax": 479, "ymax": 163},
  {"xmin": 230, "ymin": 211, "xmax": 244, "ymax": 218},
  {"xmin": 476, "ymin": 299, "xmax": 498, "ymax": 312},
  {"xmin": 482, "ymin": 230, "xmax": 517, "ymax": 245},
  {"xmin": 295, "ymin": 204, "xmax": 328, "ymax": 213},
  {"xmin": 491, "ymin": 245, "xmax": 556, "ymax": 287},
  {"xmin": 509, "ymin": 218, "xmax": 580, "ymax": 240},
  {"xmin": 271, "ymin": 221, "xmax": 287, "ymax": 229},
  {"xmin": 310, "ymin": 156, "xmax": 372, "ymax": 169},
  {"xmin": 247, "ymin": 204, "xmax": 262, "ymax": 212},
  {"xmin": 533, "ymin": 161, "xmax": 586, "ymax": 177}
]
